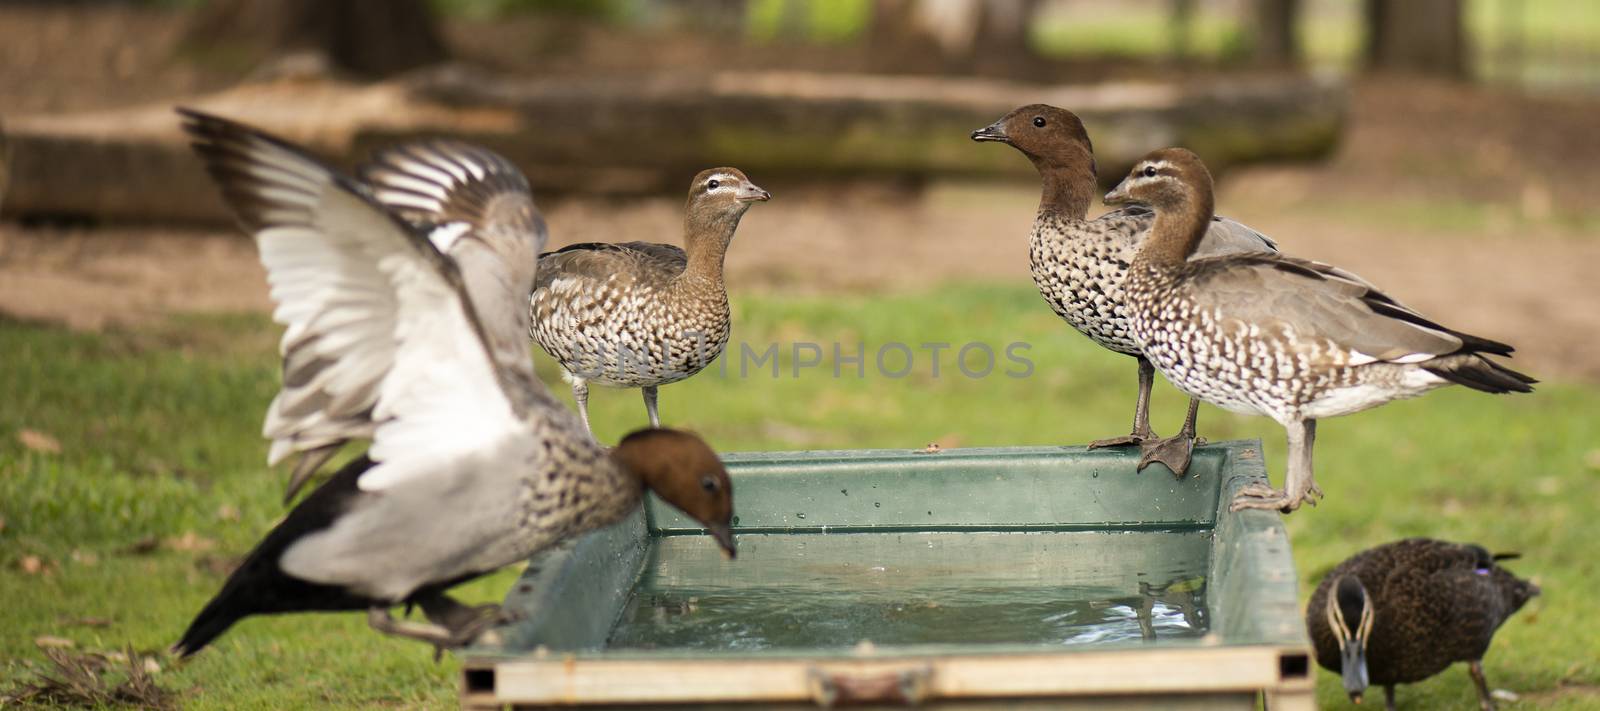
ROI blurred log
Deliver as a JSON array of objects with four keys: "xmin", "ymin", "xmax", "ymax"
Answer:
[{"xmin": 3, "ymin": 69, "xmax": 1344, "ymax": 224}]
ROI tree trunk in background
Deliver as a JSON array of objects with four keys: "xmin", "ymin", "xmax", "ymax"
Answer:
[
  {"xmin": 1251, "ymin": 0, "xmax": 1300, "ymax": 66},
  {"xmin": 183, "ymin": 0, "xmax": 448, "ymax": 79},
  {"xmin": 1169, "ymin": 0, "xmax": 1196, "ymax": 61},
  {"xmin": 1364, "ymin": 0, "xmax": 1468, "ymax": 78},
  {"xmin": 972, "ymin": 0, "xmax": 1040, "ymax": 67},
  {"xmin": 869, "ymin": 0, "xmax": 1039, "ymax": 74},
  {"xmin": 668, "ymin": 0, "xmax": 748, "ymax": 36}
]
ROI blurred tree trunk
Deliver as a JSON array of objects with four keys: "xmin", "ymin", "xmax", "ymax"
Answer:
[
  {"xmin": 869, "ymin": 0, "xmax": 1039, "ymax": 73},
  {"xmin": 1251, "ymin": 0, "xmax": 1301, "ymax": 66},
  {"xmin": 669, "ymin": 0, "xmax": 748, "ymax": 36},
  {"xmin": 183, "ymin": 0, "xmax": 448, "ymax": 78},
  {"xmin": 1169, "ymin": 0, "xmax": 1195, "ymax": 61},
  {"xmin": 972, "ymin": 0, "xmax": 1040, "ymax": 66},
  {"xmin": 1363, "ymin": 0, "xmax": 1468, "ymax": 77}
]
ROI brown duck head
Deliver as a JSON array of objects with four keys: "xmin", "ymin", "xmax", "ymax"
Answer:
[
  {"xmin": 1325, "ymin": 575, "xmax": 1375, "ymax": 703},
  {"xmin": 612, "ymin": 428, "xmax": 736, "ymax": 558},
  {"xmin": 686, "ymin": 167, "xmax": 768, "ymax": 227},
  {"xmin": 971, "ymin": 104, "xmax": 1098, "ymax": 218},
  {"xmin": 1105, "ymin": 147, "xmax": 1216, "ymax": 266}
]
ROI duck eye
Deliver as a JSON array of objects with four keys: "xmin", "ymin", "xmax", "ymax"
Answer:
[
  {"xmin": 1142, "ymin": 166, "xmax": 1158, "ymax": 178},
  {"xmin": 1032, "ymin": 116, "xmax": 1046, "ymax": 128},
  {"xmin": 700, "ymin": 475, "xmax": 719, "ymax": 493},
  {"xmin": 707, "ymin": 179, "xmax": 720, "ymax": 190}
]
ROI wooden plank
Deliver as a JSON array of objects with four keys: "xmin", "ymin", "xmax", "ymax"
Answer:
[{"xmin": 468, "ymin": 645, "xmax": 1305, "ymax": 706}]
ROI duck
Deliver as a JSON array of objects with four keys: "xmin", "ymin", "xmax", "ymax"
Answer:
[
  {"xmin": 1105, "ymin": 147, "xmax": 1534, "ymax": 512},
  {"xmin": 528, "ymin": 168, "xmax": 769, "ymax": 438},
  {"xmin": 971, "ymin": 104, "xmax": 1279, "ymax": 478},
  {"xmin": 172, "ymin": 109, "xmax": 737, "ymax": 657},
  {"xmin": 1307, "ymin": 538, "xmax": 1539, "ymax": 710}
]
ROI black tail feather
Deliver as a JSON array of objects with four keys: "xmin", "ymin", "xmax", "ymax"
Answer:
[
  {"xmin": 1425, "ymin": 355, "xmax": 1537, "ymax": 394},
  {"xmin": 172, "ymin": 455, "xmax": 379, "ymax": 656}
]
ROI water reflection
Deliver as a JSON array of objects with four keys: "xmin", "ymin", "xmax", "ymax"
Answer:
[{"xmin": 607, "ymin": 531, "xmax": 1211, "ymax": 651}]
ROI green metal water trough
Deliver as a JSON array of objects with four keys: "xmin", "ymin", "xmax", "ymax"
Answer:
[{"xmin": 462, "ymin": 440, "xmax": 1313, "ymax": 710}]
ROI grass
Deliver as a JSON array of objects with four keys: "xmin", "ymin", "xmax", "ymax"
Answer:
[{"xmin": 2, "ymin": 284, "xmax": 1596, "ymax": 709}]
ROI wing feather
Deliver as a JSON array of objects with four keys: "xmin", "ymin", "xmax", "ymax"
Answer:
[{"xmin": 180, "ymin": 109, "xmax": 532, "ymax": 497}]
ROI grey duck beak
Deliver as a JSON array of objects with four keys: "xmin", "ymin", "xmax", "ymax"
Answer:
[
  {"xmin": 737, "ymin": 183, "xmax": 771, "ymax": 203},
  {"xmin": 1104, "ymin": 182, "xmax": 1133, "ymax": 206},
  {"xmin": 1341, "ymin": 641, "xmax": 1370, "ymax": 703},
  {"xmin": 708, "ymin": 522, "xmax": 737, "ymax": 559},
  {"xmin": 970, "ymin": 120, "xmax": 1009, "ymax": 143}
]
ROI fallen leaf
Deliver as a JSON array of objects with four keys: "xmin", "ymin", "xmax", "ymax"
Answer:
[
  {"xmin": 165, "ymin": 532, "xmax": 216, "ymax": 553},
  {"xmin": 34, "ymin": 636, "xmax": 75, "ymax": 649},
  {"xmin": 142, "ymin": 658, "xmax": 161, "ymax": 675},
  {"xmin": 17, "ymin": 429, "xmax": 62, "ymax": 454},
  {"xmin": 70, "ymin": 549, "xmax": 99, "ymax": 566},
  {"xmin": 195, "ymin": 554, "xmax": 241, "ymax": 576},
  {"xmin": 19, "ymin": 555, "xmax": 45, "ymax": 574},
  {"xmin": 215, "ymin": 504, "xmax": 240, "ymax": 522},
  {"xmin": 58, "ymin": 616, "xmax": 113, "ymax": 628},
  {"xmin": 121, "ymin": 536, "xmax": 160, "ymax": 555}
]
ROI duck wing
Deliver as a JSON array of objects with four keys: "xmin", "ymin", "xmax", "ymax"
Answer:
[
  {"xmin": 1102, "ymin": 204, "xmax": 1279, "ymax": 255},
  {"xmin": 1182, "ymin": 253, "xmax": 1517, "ymax": 368},
  {"xmin": 181, "ymin": 109, "xmax": 538, "ymax": 497}
]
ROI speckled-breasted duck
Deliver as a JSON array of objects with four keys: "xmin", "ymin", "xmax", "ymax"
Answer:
[
  {"xmin": 529, "ymin": 168, "xmax": 769, "ymax": 437},
  {"xmin": 173, "ymin": 110, "xmax": 736, "ymax": 657},
  {"xmin": 1107, "ymin": 148, "xmax": 1535, "ymax": 512},
  {"xmin": 972, "ymin": 105, "xmax": 1278, "ymax": 478},
  {"xmin": 1308, "ymin": 538, "xmax": 1538, "ymax": 710}
]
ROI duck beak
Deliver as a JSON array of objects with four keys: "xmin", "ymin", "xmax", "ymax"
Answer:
[
  {"xmin": 707, "ymin": 522, "xmax": 737, "ymax": 559},
  {"xmin": 1341, "ymin": 641, "xmax": 1369, "ymax": 703},
  {"xmin": 1104, "ymin": 182, "xmax": 1132, "ymax": 206},
  {"xmin": 970, "ymin": 120, "xmax": 1009, "ymax": 144},
  {"xmin": 737, "ymin": 183, "xmax": 771, "ymax": 203}
]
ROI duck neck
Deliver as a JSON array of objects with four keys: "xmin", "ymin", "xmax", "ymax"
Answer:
[
  {"xmin": 679, "ymin": 208, "xmax": 744, "ymax": 286},
  {"xmin": 1031, "ymin": 146, "xmax": 1098, "ymax": 220},
  {"xmin": 1137, "ymin": 192, "xmax": 1213, "ymax": 270}
]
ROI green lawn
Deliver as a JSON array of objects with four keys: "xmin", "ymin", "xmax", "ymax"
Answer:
[{"xmin": 2, "ymin": 285, "xmax": 1595, "ymax": 709}]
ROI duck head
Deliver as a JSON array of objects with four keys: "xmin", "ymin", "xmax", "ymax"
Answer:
[
  {"xmin": 1325, "ymin": 575, "xmax": 1375, "ymax": 704},
  {"xmin": 1103, "ymin": 147, "xmax": 1213, "ymax": 211},
  {"xmin": 612, "ymin": 428, "xmax": 736, "ymax": 559},
  {"xmin": 971, "ymin": 104, "xmax": 1098, "ymax": 217},
  {"xmin": 686, "ymin": 167, "xmax": 769, "ymax": 221}
]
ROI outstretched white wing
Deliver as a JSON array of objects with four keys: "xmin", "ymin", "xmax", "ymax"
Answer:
[{"xmin": 181, "ymin": 110, "xmax": 529, "ymax": 494}]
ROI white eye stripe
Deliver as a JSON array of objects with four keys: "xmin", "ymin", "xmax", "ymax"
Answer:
[{"xmin": 705, "ymin": 173, "xmax": 741, "ymax": 194}]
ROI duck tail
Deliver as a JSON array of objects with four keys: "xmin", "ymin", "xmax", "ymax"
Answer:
[
  {"xmin": 173, "ymin": 587, "xmax": 249, "ymax": 657},
  {"xmin": 1425, "ymin": 354, "xmax": 1536, "ymax": 394}
]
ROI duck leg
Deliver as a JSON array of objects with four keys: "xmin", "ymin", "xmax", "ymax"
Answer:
[
  {"xmin": 642, "ymin": 385, "xmax": 661, "ymax": 428},
  {"xmin": 1468, "ymin": 660, "xmax": 1497, "ymax": 711},
  {"xmin": 416, "ymin": 593, "xmax": 519, "ymax": 660},
  {"xmin": 1230, "ymin": 419, "xmax": 1319, "ymax": 514},
  {"xmin": 1088, "ymin": 357, "xmax": 1160, "ymax": 449},
  {"xmin": 570, "ymin": 377, "xmax": 594, "ymax": 437},
  {"xmin": 367, "ymin": 606, "xmax": 456, "ymax": 647},
  {"xmin": 1136, "ymin": 396, "xmax": 1203, "ymax": 478}
]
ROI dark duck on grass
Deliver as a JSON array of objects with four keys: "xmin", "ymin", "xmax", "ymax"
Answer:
[
  {"xmin": 173, "ymin": 110, "xmax": 737, "ymax": 657},
  {"xmin": 971, "ymin": 104, "xmax": 1279, "ymax": 478},
  {"xmin": 1106, "ymin": 148, "xmax": 1535, "ymax": 512},
  {"xmin": 1308, "ymin": 538, "xmax": 1538, "ymax": 710},
  {"xmin": 529, "ymin": 169, "xmax": 769, "ymax": 438}
]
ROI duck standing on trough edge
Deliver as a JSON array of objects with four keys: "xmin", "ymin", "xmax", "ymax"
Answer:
[
  {"xmin": 972, "ymin": 104, "xmax": 1280, "ymax": 478},
  {"xmin": 1308, "ymin": 538, "xmax": 1539, "ymax": 710},
  {"xmin": 1105, "ymin": 147, "xmax": 1534, "ymax": 512},
  {"xmin": 529, "ymin": 169, "xmax": 769, "ymax": 438},
  {"xmin": 172, "ymin": 110, "xmax": 737, "ymax": 657}
]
